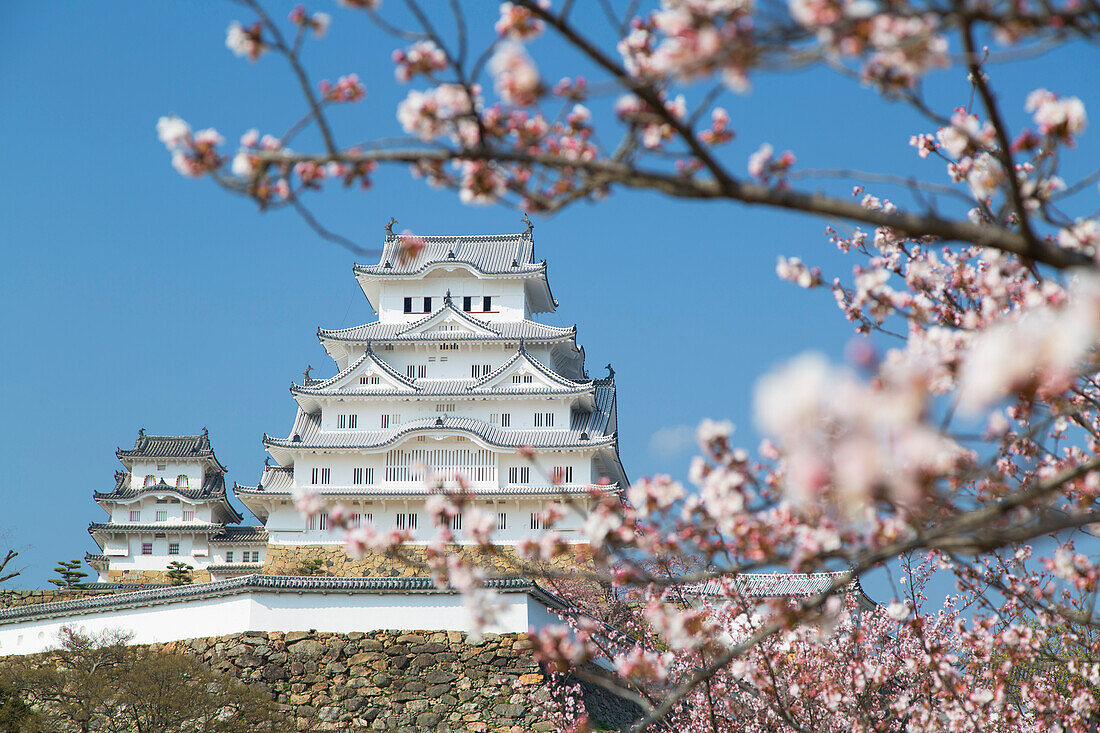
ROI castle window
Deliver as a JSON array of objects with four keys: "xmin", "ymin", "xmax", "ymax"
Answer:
[
  {"xmin": 471, "ymin": 364, "xmax": 493, "ymax": 378},
  {"xmin": 435, "ymin": 404, "xmax": 455, "ymax": 413},
  {"xmin": 175, "ymin": 475, "xmax": 188, "ymax": 489},
  {"xmin": 337, "ymin": 414, "xmax": 357, "ymax": 429},
  {"xmin": 311, "ymin": 467, "xmax": 331, "ymax": 485},
  {"xmin": 129, "ymin": 510, "xmax": 140, "ymax": 522},
  {"xmin": 157, "ymin": 463, "xmax": 167, "ymax": 471},
  {"xmin": 406, "ymin": 365, "xmax": 426, "ymax": 379},
  {"xmin": 463, "ymin": 296, "xmax": 472, "ymax": 311},
  {"xmin": 483, "ymin": 296, "xmax": 493, "ymax": 312},
  {"xmin": 353, "ymin": 467, "xmax": 374, "ymax": 485},
  {"xmin": 451, "ymin": 513, "xmax": 463, "ymax": 531},
  {"xmin": 360, "ymin": 375, "xmax": 381, "ymax": 385},
  {"xmin": 423, "ymin": 297, "xmax": 432, "ymax": 312},
  {"xmin": 534, "ymin": 412, "xmax": 554, "ymax": 427},
  {"xmin": 144, "ymin": 475, "xmax": 156, "ymax": 489},
  {"xmin": 553, "ymin": 466, "xmax": 574, "ymax": 484},
  {"xmin": 168, "ymin": 542, "xmax": 180, "ymax": 556},
  {"xmin": 396, "ymin": 513, "xmax": 418, "ymax": 531},
  {"xmin": 226, "ymin": 550, "xmax": 234, "ymax": 562},
  {"xmin": 381, "ymin": 414, "xmax": 400, "ymax": 429},
  {"xmin": 530, "ymin": 513, "xmax": 542, "ymax": 531},
  {"xmin": 512, "ymin": 374, "xmax": 533, "ymax": 384},
  {"xmin": 183, "ymin": 510, "xmax": 194, "ymax": 522},
  {"xmin": 156, "ymin": 510, "xmax": 168, "ymax": 522},
  {"xmin": 508, "ymin": 466, "xmax": 530, "ymax": 484},
  {"xmin": 141, "ymin": 542, "xmax": 153, "ymax": 555},
  {"xmin": 319, "ymin": 513, "xmax": 329, "ymax": 531},
  {"xmin": 385, "ymin": 447, "xmax": 495, "ymax": 483},
  {"xmin": 306, "ymin": 515, "xmax": 317, "ymax": 531},
  {"xmin": 498, "ymin": 512, "xmax": 508, "ymax": 530},
  {"xmin": 501, "ymin": 413, "xmax": 511, "ymax": 427},
  {"xmin": 403, "ymin": 297, "xmax": 413, "ymax": 313}
]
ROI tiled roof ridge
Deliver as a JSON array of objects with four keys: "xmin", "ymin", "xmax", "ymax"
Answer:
[
  {"xmin": 469, "ymin": 346, "xmax": 586, "ymax": 391},
  {"xmin": 233, "ymin": 482, "xmax": 620, "ymax": 496},
  {"xmin": 291, "ymin": 348, "xmax": 417, "ymax": 394},
  {"xmin": 264, "ymin": 414, "xmax": 616, "ymax": 452},
  {"xmin": 317, "ymin": 318, "xmax": 575, "ymax": 343},
  {"xmin": 0, "ymin": 574, "xmax": 556, "ymax": 624}
]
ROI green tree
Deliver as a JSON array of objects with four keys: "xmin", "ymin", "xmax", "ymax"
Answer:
[
  {"xmin": 0, "ymin": 682, "xmax": 35, "ymax": 733},
  {"xmin": 0, "ymin": 627, "xmax": 282, "ymax": 732},
  {"xmin": 46, "ymin": 560, "xmax": 87, "ymax": 590},
  {"xmin": 295, "ymin": 558, "xmax": 324, "ymax": 576},
  {"xmin": 164, "ymin": 561, "xmax": 193, "ymax": 586}
]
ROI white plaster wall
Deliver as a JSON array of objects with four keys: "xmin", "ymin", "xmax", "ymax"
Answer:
[
  {"xmin": 264, "ymin": 496, "xmax": 588, "ymax": 545},
  {"xmin": 317, "ymin": 397, "xmax": 572, "ymax": 434},
  {"xmin": 376, "ymin": 276, "xmax": 527, "ymax": 323},
  {"xmin": 0, "ymin": 590, "xmax": 548, "ymax": 656},
  {"xmin": 129, "ymin": 461, "xmax": 205, "ymax": 491}
]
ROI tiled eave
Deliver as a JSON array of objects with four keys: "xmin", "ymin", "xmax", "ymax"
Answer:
[
  {"xmin": 0, "ymin": 575, "xmax": 566, "ymax": 625},
  {"xmin": 88, "ymin": 522, "xmax": 226, "ymax": 535},
  {"xmin": 234, "ymin": 483, "xmax": 620, "ymax": 499}
]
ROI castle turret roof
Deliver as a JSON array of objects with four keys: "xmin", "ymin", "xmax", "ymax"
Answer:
[{"xmin": 116, "ymin": 430, "xmax": 227, "ymax": 472}]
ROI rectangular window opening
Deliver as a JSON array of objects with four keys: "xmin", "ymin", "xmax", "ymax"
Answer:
[{"xmin": 403, "ymin": 297, "xmax": 413, "ymax": 313}]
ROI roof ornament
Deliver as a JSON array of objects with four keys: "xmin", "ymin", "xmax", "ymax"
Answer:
[
  {"xmin": 138, "ymin": 428, "xmax": 145, "ymax": 438},
  {"xmin": 292, "ymin": 433, "xmax": 301, "ymax": 442},
  {"xmin": 444, "ymin": 289, "xmax": 452, "ymax": 305},
  {"xmin": 303, "ymin": 365, "xmax": 313, "ymax": 382},
  {"xmin": 202, "ymin": 426, "xmax": 208, "ymax": 436},
  {"xmin": 580, "ymin": 432, "xmax": 590, "ymax": 441},
  {"xmin": 384, "ymin": 261, "xmax": 392, "ymax": 268},
  {"xmin": 605, "ymin": 363, "xmax": 615, "ymax": 380},
  {"xmin": 264, "ymin": 456, "xmax": 270, "ymax": 466},
  {"xmin": 365, "ymin": 341, "xmax": 374, "ymax": 355},
  {"xmin": 435, "ymin": 417, "xmax": 444, "ymax": 427},
  {"xmin": 522, "ymin": 212, "xmax": 533, "ymax": 236},
  {"xmin": 519, "ymin": 340, "xmax": 527, "ymax": 354},
  {"xmin": 384, "ymin": 217, "xmax": 397, "ymax": 236}
]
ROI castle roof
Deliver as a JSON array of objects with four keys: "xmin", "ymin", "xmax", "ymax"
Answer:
[
  {"xmin": 265, "ymin": 381, "xmax": 617, "ymax": 459},
  {"xmin": 292, "ymin": 347, "xmax": 593, "ymax": 402},
  {"xmin": 318, "ymin": 304, "xmax": 575, "ymax": 344},
  {"xmin": 116, "ymin": 430, "xmax": 227, "ymax": 472},
  {"xmin": 94, "ymin": 472, "xmax": 243, "ymax": 523},
  {"xmin": 689, "ymin": 571, "xmax": 878, "ymax": 611},
  {"xmin": 0, "ymin": 574, "xmax": 567, "ymax": 625},
  {"xmin": 88, "ymin": 522, "xmax": 226, "ymax": 535},
  {"xmin": 356, "ymin": 232, "xmax": 542, "ymax": 277},
  {"xmin": 210, "ymin": 525, "xmax": 268, "ymax": 544}
]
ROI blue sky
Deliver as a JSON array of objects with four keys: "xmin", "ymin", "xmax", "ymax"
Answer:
[{"xmin": 1, "ymin": 4, "xmax": 1096, "ymax": 591}]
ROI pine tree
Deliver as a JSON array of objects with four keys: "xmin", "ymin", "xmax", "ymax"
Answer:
[
  {"xmin": 296, "ymin": 558, "xmax": 325, "ymax": 576},
  {"xmin": 165, "ymin": 561, "xmax": 194, "ymax": 586},
  {"xmin": 47, "ymin": 559, "xmax": 88, "ymax": 589}
]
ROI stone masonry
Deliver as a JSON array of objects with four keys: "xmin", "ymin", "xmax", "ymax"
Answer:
[
  {"xmin": 262, "ymin": 544, "xmax": 592, "ymax": 579},
  {"xmin": 154, "ymin": 630, "xmax": 638, "ymax": 731}
]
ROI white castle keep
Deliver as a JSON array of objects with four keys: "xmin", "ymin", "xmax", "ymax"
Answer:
[{"xmin": 84, "ymin": 225, "xmax": 626, "ymax": 585}]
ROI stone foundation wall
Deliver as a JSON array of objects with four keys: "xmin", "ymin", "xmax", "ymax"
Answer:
[
  {"xmin": 2, "ymin": 628, "xmax": 640, "ymax": 730},
  {"xmin": 106, "ymin": 567, "xmax": 212, "ymax": 584},
  {"xmin": 262, "ymin": 544, "xmax": 592, "ymax": 578},
  {"xmin": 166, "ymin": 630, "xmax": 555, "ymax": 731},
  {"xmin": 0, "ymin": 589, "xmax": 120, "ymax": 609}
]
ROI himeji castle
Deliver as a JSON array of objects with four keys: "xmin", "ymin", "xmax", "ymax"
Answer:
[
  {"xmin": 236, "ymin": 224, "xmax": 628, "ymax": 572},
  {"xmin": 87, "ymin": 430, "xmax": 266, "ymax": 584}
]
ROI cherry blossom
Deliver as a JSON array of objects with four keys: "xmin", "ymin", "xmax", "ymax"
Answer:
[
  {"xmin": 225, "ymin": 21, "xmax": 266, "ymax": 61},
  {"xmin": 392, "ymin": 40, "xmax": 448, "ymax": 82}
]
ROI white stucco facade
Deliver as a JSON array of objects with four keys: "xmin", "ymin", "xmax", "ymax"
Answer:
[
  {"xmin": 0, "ymin": 577, "xmax": 563, "ymax": 656},
  {"xmin": 238, "ymin": 229, "xmax": 628, "ymax": 547}
]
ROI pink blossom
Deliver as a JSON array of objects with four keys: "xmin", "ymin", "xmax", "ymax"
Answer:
[
  {"xmin": 291, "ymin": 486, "xmax": 322, "ymax": 518},
  {"xmin": 1026, "ymin": 88, "xmax": 1087, "ymax": 141},
  {"xmin": 226, "ymin": 21, "xmax": 266, "ymax": 61},
  {"xmin": 489, "ymin": 42, "xmax": 542, "ymax": 107},
  {"xmin": 392, "ymin": 40, "xmax": 448, "ymax": 82},
  {"xmin": 495, "ymin": 1, "xmax": 547, "ymax": 40},
  {"xmin": 289, "ymin": 6, "xmax": 330, "ymax": 37},
  {"xmin": 776, "ymin": 256, "xmax": 822, "ymax": 288},
  {"xmin": 458, "ymin": 161, "xmax": 505, "ymax": 204},
  {"xmin": 319, "ymin": 73, "xmax": 365, "ymax": 103}
]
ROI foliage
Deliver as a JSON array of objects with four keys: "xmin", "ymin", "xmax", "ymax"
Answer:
[
  {"xmin": 0, "ymin": 682, "xmax": 35, "ymax": 733},
  {"xmin": 295, "ymin": 557, "xmax": 325, "ymax": 576},
  {"xmin": 165, "ymin": 561, "xmax": 194, "ymax": 586},
  {"xmin": 47, "ymin": 560, "xmax": 87, "ymax": 590},
  {"xmin": 161, "ymin": 1, "xmax": 1100, "ymax": 730},
  {"xmin": 0, "ymin": 627, "xmax": 282, "ymax": 733}
]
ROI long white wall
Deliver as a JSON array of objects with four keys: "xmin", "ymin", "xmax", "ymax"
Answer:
[{"xmin": 0, "ymin": 589, "xmax": 552, "ymax": 656}]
